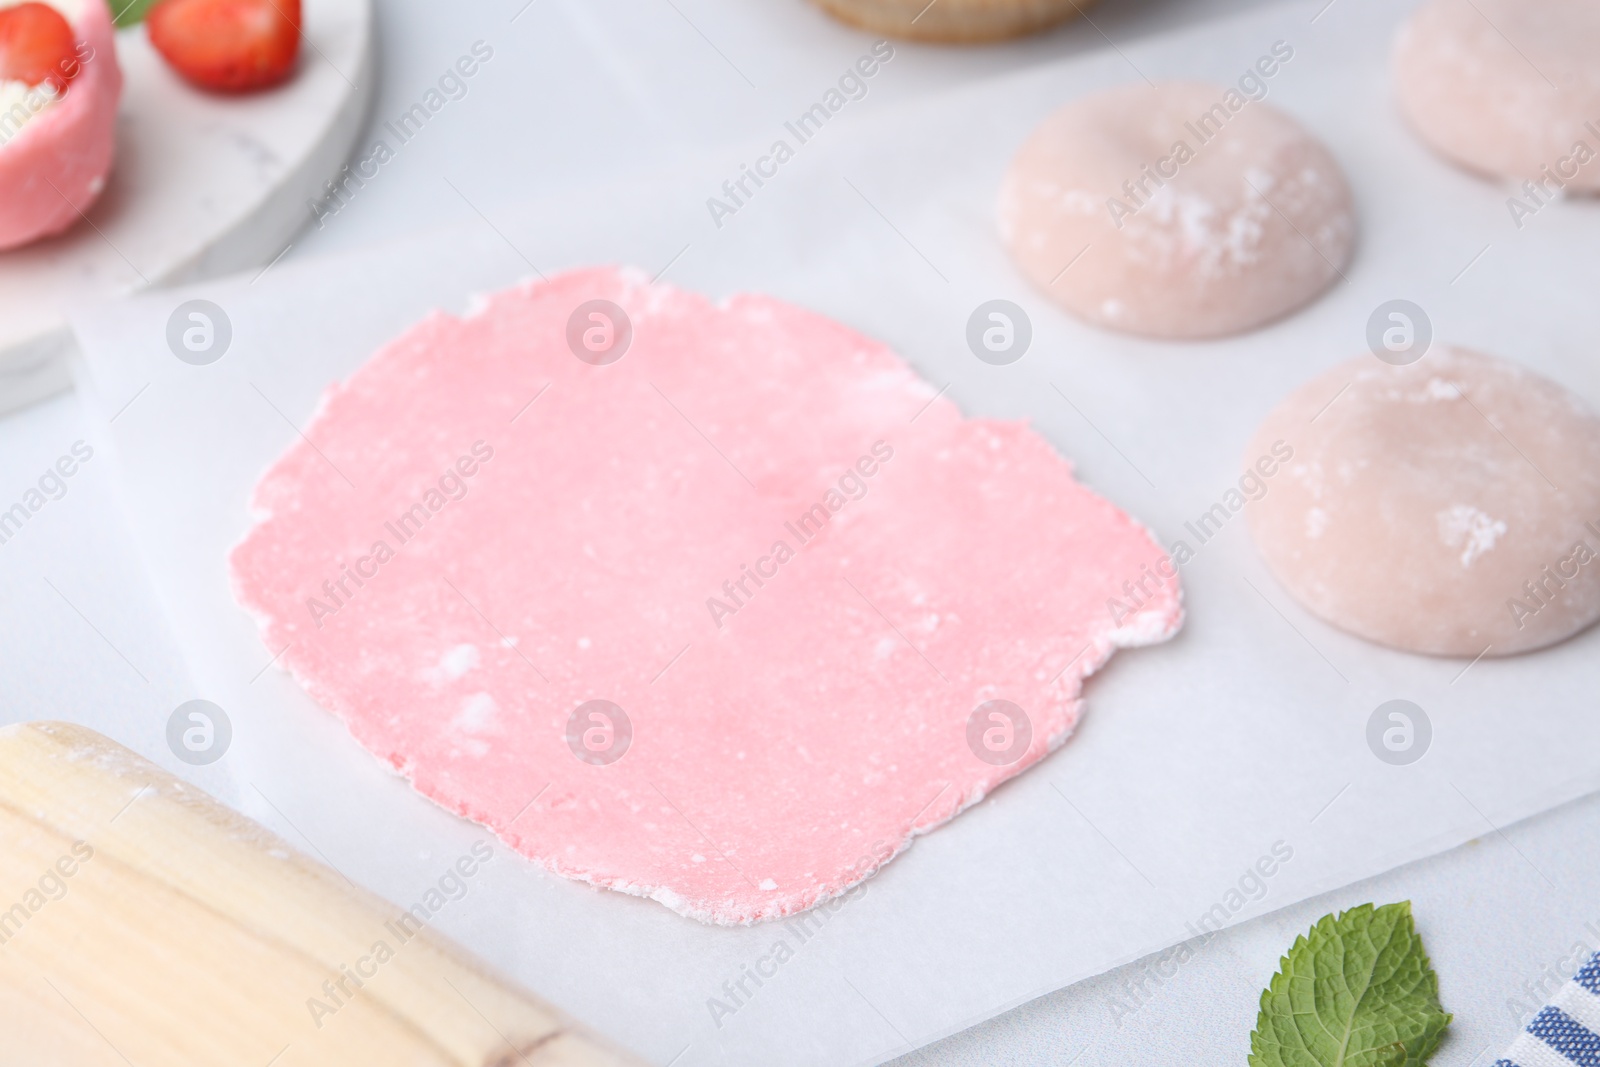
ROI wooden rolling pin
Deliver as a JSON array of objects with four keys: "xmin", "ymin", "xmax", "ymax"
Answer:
[{"xmin": 0, "ymin": 721, "xmax": 644, "ymax": 1066}]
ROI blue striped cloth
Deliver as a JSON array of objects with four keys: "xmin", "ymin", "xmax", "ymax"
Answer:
[{"xmin": 1498, "ymin": 951, "xmax": 1600, "ymax": 1067}]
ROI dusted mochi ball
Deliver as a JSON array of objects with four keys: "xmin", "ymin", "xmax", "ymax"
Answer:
[
  {"xmin": 998, "ymin": 81, "xmax": 1355, "ymax": 340},
  {"xmin": 1393, "ymin": 0, "xmax": 1600, "ymax": 192},
  {"xmin": 1246, "ymin": 347, "xmax": 1600, "ymax": 658},
  {"xmin": 0, "ymin": 0, "xmax": 121, "ymax": 250}
]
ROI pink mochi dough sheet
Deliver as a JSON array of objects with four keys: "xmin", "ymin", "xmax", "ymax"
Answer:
[{"xmin": 230, "ymin": 266, "xmax": 1183, "ymax": 925}]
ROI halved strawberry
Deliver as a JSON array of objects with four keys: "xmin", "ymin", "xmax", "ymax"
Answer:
[
  {"xmin": 147, "ymin": 0, "xmax": 300, "ymax": 94},
  {"xmin": 0, "ymin": 2, "xmax": 80, "ymax": 94}
]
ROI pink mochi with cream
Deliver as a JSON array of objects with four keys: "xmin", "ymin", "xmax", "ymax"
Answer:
[
  {"xmin": 0, "ymin": 0, "xmax": 121, "ymax": 251},
  {"xmin": 231, "ymin": 267, "xmax": 1183, "ymax": 924}
]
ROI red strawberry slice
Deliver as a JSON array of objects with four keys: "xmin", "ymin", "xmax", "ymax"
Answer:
[
  {"xmin": 147, "ymin": 0, "xmax": 300, "ymax": 93},
  {"xmin": 0, "ymin": 3, "xmax": 80, "ymax": 94}
]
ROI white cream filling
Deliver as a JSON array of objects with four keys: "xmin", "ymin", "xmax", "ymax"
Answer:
[{"xmin": 0, "ymin": 79, "xmax": 61, "ymax": 148}]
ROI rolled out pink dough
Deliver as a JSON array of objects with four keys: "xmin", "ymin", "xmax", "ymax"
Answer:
[
  {"xmin": 1246, "ymin": 347, "xmax": 1600, "ymax": 658},
  {"xmin": 1393, "ymin": 0, "xmax": 1600, "ymax": 193},
  {"xmin": 998, "ymin": 81, "xmax": 1355, "ymax": 340},
  {"xmin": 231, "ymin": 267, "xmax": 1183, "ymax": 924}
]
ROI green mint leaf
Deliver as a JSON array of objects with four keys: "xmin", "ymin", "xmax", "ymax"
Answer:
[
  {"xmin": 1249, "ymin": 901, "xmax": 1451, "ymax": 1067},
  {"xmin": 112, "ymin": 0, "xmax": 161, "ymax": 28}
]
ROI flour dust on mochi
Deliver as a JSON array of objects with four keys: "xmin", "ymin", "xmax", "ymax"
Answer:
[
  {"xmin": 998, "ymin": 78, "xmax": 1355, "ymax": 340},
  {"xmin": 230, "ymin": 267, "xmax": 1183, "ymax": 925},
  {"xmin": 1393, "ymin": 0, "xmax": 1600, "ymax": 199},
  {"xmin": 1246, "ymin": 347, "xmax": 1600, "ymax": 658}
]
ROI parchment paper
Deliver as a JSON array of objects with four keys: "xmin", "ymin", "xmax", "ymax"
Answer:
[{"xmin": 69, "ymin": 1, "xmax": 1600, "ymax": 1062}]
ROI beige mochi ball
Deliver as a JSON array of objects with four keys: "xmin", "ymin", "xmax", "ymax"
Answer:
[
  {"xmin": 1246, "ymin": 347, "xmax": 1600, "ymax": 657},
  {"xmin": 997, "ymin": 81, "xmax": 1356, "ymax": 340},
  {"xmin": 1393, "ymin": 0, "xmax": 1600, "ymax": 194}
]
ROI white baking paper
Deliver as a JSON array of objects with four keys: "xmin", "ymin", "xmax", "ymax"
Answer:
[{"xmin": 69, "ymin": 1, "xmax": 1600, "ymax": 1063}]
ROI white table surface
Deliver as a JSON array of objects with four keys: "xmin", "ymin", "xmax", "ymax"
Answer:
[{"xmin": 3, "ymin": 0, "xmax": 1593, "ymax": 1063}]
